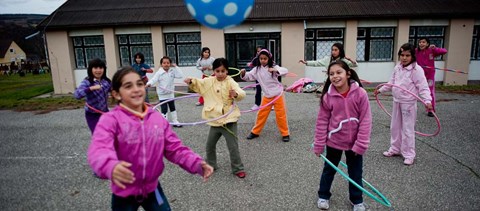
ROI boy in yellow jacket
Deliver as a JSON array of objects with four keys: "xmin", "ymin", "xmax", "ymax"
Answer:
[{"xmin": 184, "ymin": 58, "xmax": 247, "ymax": 178}]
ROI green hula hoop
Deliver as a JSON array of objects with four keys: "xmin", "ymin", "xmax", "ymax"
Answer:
[
  {"xmin": 319, "ymin": 154, "xmax": 392, "ymax": 207},
  {"xmin": 228, "ymin": 67, "xmax": 241, "ymax": 77}
]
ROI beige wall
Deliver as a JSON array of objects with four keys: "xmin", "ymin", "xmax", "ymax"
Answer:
[
  {"xmin": 46, "ymin": 31, "xmax": 76, "ymax": 94},
  {"xmin": 0, "ymin": 41, "xmax": 26, "ymax": 65},
  {"xmin": 344, "ymin": 20, "xmax": 358, "ymax": 61},
  {"xmin": 103, "ymin": 28, "xmax": 120, "ymax": 79},
  {"xmin": 444, "ymin": 19, "xmax": 475, "ymax": 85},
  {"xmin": 281, "ymin": 21, "xmax": 304, "ymax": 85},
  {"xmin": 200, "ymin": 26, "xmax": 225, "ymax": 58},
  {"xmin": 395, "ymin": 19, "xmax": 410, "ymax": 63},
  {"xmin": 151, "ymin": 26, "xmax": 164, "ymax": 70}
]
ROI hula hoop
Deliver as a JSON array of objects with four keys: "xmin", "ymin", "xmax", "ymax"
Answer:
[
  {"xmin": 228, "ymin": 67, "xmax": 241, "ymax": 78},
  {"xmin": 375, "ymin": 83, "xmax": 441, "ymax": 137},
  {"xmin": 239, "ymin": 83, "xmax": 284, "ymax": 113},
  {"xmin": 421, "ymin": 65, "xmax": 468, "ymax": 74},
  {"xmin": 85, "ymin": 103, "xmax": 106, "ymax": 114},
  {"xmin": 152, "ymin": 93, "xmax": 236, "ymax": 126},
  {"xmin": 318, "ymin": 153, "xmax": 392, "ymax": 208}
]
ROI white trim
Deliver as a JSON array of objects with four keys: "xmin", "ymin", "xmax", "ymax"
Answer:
[
  {"xmin": 162, "ymin": 24, "xmax": 200, "ymax": 33},
  {"xmin": 358, "ymin": 20, "xmax": 397, "ymax": 27},
  {"xmin": 305, "ymin": 20, "xmax": 346, "ymax": 28},
  {"xmin": 69, "ymin": 29, "xmax": 103, "ymax": 37},
  {"xmin": 224, "ymin": 23, "xmax": 281, "ymax": 33},
  {"xmin": 410, "ymin": 19, "xmax": 449, "ymax": 26},
  {"xmin": 115, "ymin": 26, "xmax": 151, "ymax": 34}
]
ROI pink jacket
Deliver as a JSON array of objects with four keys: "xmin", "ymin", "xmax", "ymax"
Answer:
[
  {"xmin": 241, "ymin": 65, "xmax": 288, "ymax": 98},
  {"xmin": 379, "ymin": 62, "xmax": 432, "ymax": 104},
  {"xmin": 88, "ymin": 106, "xmax": 204, "ymax": 197},
  {"xmin": 415, "ymin": 47, "xmax": 447, "ymax": 80},
  {"xmin": 313, "ymin": 81, "xmax": 372, "ymax": 155}
]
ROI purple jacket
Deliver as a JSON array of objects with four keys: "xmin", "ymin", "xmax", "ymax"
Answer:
[
  {"xmin": 88, "ymin": 105, "xmax": 204, "ymax": 197},
  {"xmin": 313, "ymin": 81, "xmax": 372, "ymax": 155},
  {"xmin": 415, "ymin": 47, "xmax": 447, "ymax": 80},
  {"xmin": 378, "ymin": 62, "xmax": 432, "ymax": 104},
  {"xmin": 74, "ymin": 78, "xmax": 111, "ymax": 113}
]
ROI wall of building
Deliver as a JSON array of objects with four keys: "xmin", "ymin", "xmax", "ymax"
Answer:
[{"xmin": 0, "ymin": 41, "xmax": 26, "ymax": 65}]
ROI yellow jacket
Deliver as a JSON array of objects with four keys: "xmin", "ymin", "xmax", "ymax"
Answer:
[{"xmin": 189, "ymin": 76, "xmax": 245, "ymax": 126}]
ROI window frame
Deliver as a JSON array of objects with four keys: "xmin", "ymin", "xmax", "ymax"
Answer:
[
  {"xmin": 471, "ymin": 25, "xmax": 480, "ymax": 60},
  {"xmin": 356, "ymin": 27, "xmax": 395, "ymax": 62},
  {"xmin": 117, "ymin": 34, "xmax": 154, "ymax": 67},
  {"xmin": 304, "ymin": 28, "xmax": 345, "ymax": 61},
  {"xmin": 164, "ymin": 32, "xmax": 201, "ymax": 66},
  {"xmin": 72, "ymin": 35, "xmax": 105, "ymax": 69}
]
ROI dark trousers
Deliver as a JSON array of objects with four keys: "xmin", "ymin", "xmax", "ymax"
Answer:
[
  {"xmin": 111, "ymin": 183, "xmax": 171, "ymax": 211},
  {"xmin": 159, "ymin": 100, "xmax": 176, "ymax": 115},
  {"xmin": 254, "ymin": 80, "xmax": 262, "ymax": 106},
  {"xmin": 318, "ymin": 146, "xmax": 363, "ymax": 204},
  {"xmin": 85, "ymin": 112, "xmax": 102, "ymax": 134}
]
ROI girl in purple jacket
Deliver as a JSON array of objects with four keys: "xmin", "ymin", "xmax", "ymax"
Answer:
[
  {"xmin": 376, "ymin": 43, "xmax": 432, "ymax": 166},
  {"xmin": 88, "ymin": 66, "xmax": 213, "ymax": 211},
  {"xmin": 313, "ymin": 61, "xmax": 372, "ymax": 211}
]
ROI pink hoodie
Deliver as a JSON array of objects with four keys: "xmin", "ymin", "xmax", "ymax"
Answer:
[
  {"xmin": 415, "ymin": 47, "xmax": 447, "ymax": 80},
  {"xmin": 313, "ymin": 81, "xmax": 372, "ymax": 155},
  {"xmin": 88, "ymin": 106, "xmax": 204, "ymax": 198},
  {"xmin": 378, "ymin": 62, "xmax": 432, "ymax": 104}
]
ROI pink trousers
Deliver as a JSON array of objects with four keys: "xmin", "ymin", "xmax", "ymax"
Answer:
[{"xmin": 388, "ymin": 101, "xmax": 417, "ymax": 159}]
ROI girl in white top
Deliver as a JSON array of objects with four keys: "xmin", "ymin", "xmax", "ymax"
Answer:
[
  {"xmin": 195, "ymin": 47, "xmax": 215, "ymax": 106},
  {"xmin": 299, "ymin": 43, "xmax": 357, "ymax": 68},
  {"xmin": 146, "ymin": 56, "xmax": 184, "ymax": 127}
]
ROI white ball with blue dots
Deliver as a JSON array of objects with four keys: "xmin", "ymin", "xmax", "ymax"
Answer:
[{"xmin": 185, "ymin": 0, "xmax": 254, "ymax": 29}]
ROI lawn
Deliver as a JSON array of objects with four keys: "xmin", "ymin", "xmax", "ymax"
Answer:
[{"xmin": 0, "ymin": 73, "xmax": 83, "ymax": 112}]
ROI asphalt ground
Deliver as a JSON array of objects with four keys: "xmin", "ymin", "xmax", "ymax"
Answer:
[{"xmin": 1, "ymin": 82, "xmax": 479, "ymax": 210}]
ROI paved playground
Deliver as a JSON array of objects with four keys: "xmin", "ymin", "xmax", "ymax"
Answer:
[{"xmin": 1, "ymin": 84, "xmax": 479, "ymax": 210}]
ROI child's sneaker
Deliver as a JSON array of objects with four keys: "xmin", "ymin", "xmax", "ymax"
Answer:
[
  {"xmin": 353, "ymin": 203, "xmax": 366, "ymax": 211},
  {"xmin": 251, "ymin": 104, "xmax": 259, "ymax": 110},
  {"xmin": 382, "ymin": 150, "xmax": 399, "ymax": 157},
  {"xmin": 317, "ymin": 198, "xmax": 329, "ymax": 210},
  {"xmin": 404, "ymin": 158, "xmax": 414, "ymax": 165}
]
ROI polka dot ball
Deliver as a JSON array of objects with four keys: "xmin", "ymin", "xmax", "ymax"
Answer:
[{"xmin": 185, "ymin": 0, "xmax": 254, "ymax": 29}]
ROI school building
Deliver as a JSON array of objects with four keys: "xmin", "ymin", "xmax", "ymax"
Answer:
[{"xmin": 37, "ymin": 0, "xmax": 480, "ymax": 94}]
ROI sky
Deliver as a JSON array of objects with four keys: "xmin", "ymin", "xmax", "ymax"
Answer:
[{"xmin": 0, "ymin": 0, "xmax": 67, "ymax": 15}]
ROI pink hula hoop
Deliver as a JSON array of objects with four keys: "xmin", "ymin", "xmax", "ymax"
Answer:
[{"xmin": 375, "ymin": 83, "xmax": 441, "ymax": 137}]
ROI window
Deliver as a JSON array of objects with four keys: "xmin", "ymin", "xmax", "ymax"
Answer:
[
  {"xmin": 409, "ymin": 26, "xmax": 447, "ymax": 60},
  {"xmin": 72, "ymin": 36, "xmax": 105, "ymax": 69},
  {"xmin": 118, "ymin": 34, "xmax": 154, "ymax": 67},
  {"xmin": 164, "ymin": 33, "xmax": 201, "ymax": 66},
  {"xmin": 304, "ymin": 28, "xmax": 344, "ymax": 61},
  {"xmin": 356, "ymin": 27, "xmax": 395, "ymax": 62},
  {"xmin": 471, "ymin": 25, "xmax": 480, "ymax": 60}
]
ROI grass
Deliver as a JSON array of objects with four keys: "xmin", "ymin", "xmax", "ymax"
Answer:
[{"xmin": 0, "ymin": 73, "xmax": 84, "ymax": 112}]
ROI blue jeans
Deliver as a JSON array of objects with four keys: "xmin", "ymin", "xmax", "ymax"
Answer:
[
  {"xmin": 111, "ymin": 183, "xmax": 171, "ymax": 211},
  {"xmin": 318, "ymin": 146, "xmax": 363, "ymax": 204}
]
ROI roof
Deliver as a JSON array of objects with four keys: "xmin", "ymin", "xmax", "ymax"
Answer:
[
  {"xmin": 38, "ymin": 0, "xmax": 480, "ymax": 30},
  {"xmin": 0, "ymin": 40, "xmax": 13, "ymax": 58}
]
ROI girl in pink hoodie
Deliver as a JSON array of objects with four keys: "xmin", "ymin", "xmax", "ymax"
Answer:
[
  {"xmin": 313, "ymin": 60, "xmax": 372, "ymax": 211},
  {"xmin": 415, "ymin": 37, "xmax": 447, "ymax": 116},
  {"xmin": 376, "ymin": 43, "xmax": 432, "ymax": 166},
  {"xmin": 88, "ymin": 66, "xmax": 213, "ymax": 210}
]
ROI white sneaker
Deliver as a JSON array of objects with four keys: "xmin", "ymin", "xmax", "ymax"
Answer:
[
  {"xmin": 251, "ymin": 104, "xmax": 259, "ymax": 110},
  {"xmin": 353, "ymin": 203, "xmax": 366, "ymax": 211},
  {"xmin": 317, "ymin": 198, "xmax": 329, "ymax": 210}
]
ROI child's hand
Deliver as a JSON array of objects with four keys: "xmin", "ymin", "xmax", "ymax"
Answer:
[
  {"xmin": 90, "ymin": 85, "xmax": 101, "ymax": 91},
  {"xmin": 374, "ymin": 89, "xmax": 380, "ymax": 96},
  {"xmin": 112, "ymin": 161, "xmax": 135, "ymax": 189},
  {"xmin": 229, "ymin": 89, "xmax": 238, "ymax": 98},
  {"xmin": 172, "ymin": 63, "xmax": 177, "ymax": 67},
  {"xmin": 426, "ymin": 103, "xmax": 433, "ymax": 111},
  {"xmin": 201, "ymin": 161, "xmax": 214, "ymax": 182},
  {"xmin": 298, "ymin": 59, "xmax": 307, "ymax": 64},
  {"xmin": 268, "ymin": 68, "xmax": 277, "ymax": 73},
  {"xmin": 184, "ymin": 78, "xmax": 192, "ymax": 84},
  {"xmin": 240, "ymin": 69, "xmax": 246, "ymax": 76},
  {"xmin": 141, "ymin": 67, "xmax": 145, "ymax": 71},
  {"xmin": 429, "ymin": 44, "xmax": 436, "ymax": 49}
]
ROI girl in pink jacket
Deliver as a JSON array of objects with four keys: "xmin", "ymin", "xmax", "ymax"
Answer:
[
  {"xmin": 313, "ymin": 61, "xmax": 372, "ymax": 211},
  {"xmin": 376, "ymin": 43, "xmax": 433, "ymax": 166},
  {"xmin": 415, "ymin": 37, "xmax": 447, "ymax": 116},
  {"xmin": 88, "ymin": 66, "xmax": 213, "ymax": 210}
]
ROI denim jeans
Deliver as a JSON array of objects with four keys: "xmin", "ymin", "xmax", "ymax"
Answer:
[
  {"xmin": 318, "ymin": 146, "xmax": 363, "ymax": 204},
  {"xmin": 111, "ymin": 183, "xmax": 171, "ymax": 211}
]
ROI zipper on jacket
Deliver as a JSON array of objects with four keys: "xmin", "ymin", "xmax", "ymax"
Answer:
[{"xmin": 140, "ymin": 119, "xmax": 147, "ymax": 197}]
